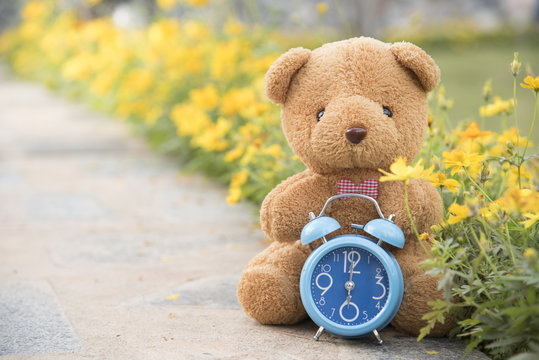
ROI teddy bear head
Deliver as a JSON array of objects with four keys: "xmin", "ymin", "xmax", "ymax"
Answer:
[{"xmin": 265, "ymin": 37, "xmax": 440, "ymax": 174}]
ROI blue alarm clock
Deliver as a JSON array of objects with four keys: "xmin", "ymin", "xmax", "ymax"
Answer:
[{"xmin": 299, "ymin": 193, "xmax": 405, "ymax": 344}]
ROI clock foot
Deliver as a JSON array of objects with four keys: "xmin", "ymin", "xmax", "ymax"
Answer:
[
  {"xmin": 314, "ymin": 326, "xmax": 325, "ymax": 341},
  {"xmin": 372, "ymin": 329, "xmax": 383, "ymax": 345}
]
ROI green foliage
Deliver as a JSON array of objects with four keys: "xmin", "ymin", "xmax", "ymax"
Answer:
[{"xmin": 416, "ymin": 61, "xmax": 539, "ymax": 359}]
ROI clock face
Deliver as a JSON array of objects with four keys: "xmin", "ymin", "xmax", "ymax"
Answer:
[{"xmin": 310, "ymin": 246, "xmax": 389, "ymax": 326}]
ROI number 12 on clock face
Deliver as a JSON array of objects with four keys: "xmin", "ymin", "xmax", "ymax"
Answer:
[{"xmin": 310, "ymin": 246, "xmax": 390, "ymax": 326}]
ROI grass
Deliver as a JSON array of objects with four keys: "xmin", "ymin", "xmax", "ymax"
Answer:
[{"xmin": 425, "ymin": 41, "xmax": 539, "ymax": 142}]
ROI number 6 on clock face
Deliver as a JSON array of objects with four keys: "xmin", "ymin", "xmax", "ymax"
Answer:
[{"xmin": 300, "ymin": 236, "xmax": 404, "ymax": 338}]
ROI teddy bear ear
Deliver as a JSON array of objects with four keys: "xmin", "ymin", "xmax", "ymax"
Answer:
[
  {"xmin": 264, "ymin": 47, "xmax": 311, "ymax": 105},
  {"xmin": 390, "ymin": 42, "xmax": 440, "ymax": 92}
]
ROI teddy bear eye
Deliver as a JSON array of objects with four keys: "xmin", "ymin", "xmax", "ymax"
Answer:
[
  {"xmin": 317, "ymin": 109, "xmax": 325, "ymax": 121},
  {"xmin": 382, "ymin": 106, "xmax": 392, "ymax": 117}
]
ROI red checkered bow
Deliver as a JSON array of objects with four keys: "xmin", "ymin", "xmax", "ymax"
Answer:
[{"xmin": 337, "ymin": 179, "xmax": 379, "ymax": 199}]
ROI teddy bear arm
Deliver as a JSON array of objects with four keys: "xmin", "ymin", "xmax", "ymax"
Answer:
[
  {"xmin": 261, "ymin": 172, "xmax": 330, "ymax": 242},
  {"xmin": 260, "ymin": 171, "xmax": 310, "ymax": 238}
]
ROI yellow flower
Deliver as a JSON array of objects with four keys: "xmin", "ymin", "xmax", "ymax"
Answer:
[
  {"xmin": 230, "ymin": 169, "xmax": 249, "ymax": 188},
  {"xmin": 170, "ymin": 103, "xmax": 211, "ymax": 136},
  {"xmin": 220, "ymin": 88, "xmax": 257, "ymax": 116},
  {"xmin": 479, "ymin": 202, "xmax": 500, "ymax": 221},
  {"xmin": 148, "ymin": 18, "xmax": 180, "ymax": 47},
  {"xmin": 192, "ymin": 117, "xmax": 231, "ymax": 151},
  {"xmin": 453, "ymin": 122, "xmax": 491, "ymax": 139},
  {"xmin": 496, "ymin": 187, "xmax": 539, "ymax": 214},
  {"xmin": 520, "ymin": 75, "xmax": 539, "ymax": 92},
  {"xmin": 263, "ymin": 144, "xmax": 283, "ymax": 158},
  {"xmin": 506, "ymin": 165, "xmax": 533, "ymax": 187},
  {"xmin": 121, "ymin": 68, "xmax": 154, "ymax": 96},
  {"xmin": 497, "ymin": 127, "xmax": 532, "ymax": 149},
  {"xmin": 240, "ymin": 102, "xmax": 270, "ymax": 118},
  {"xmin": 522, "ymin": 213, "xmax": 539, "ymax": 229},
  {"xmin": 86, "ymin": 0, "xmax": 103, "ymax": 6},
  {"xmin": 164, "ymin": 46, "xmax": 204, "ymax": 77},
  {"xmin": 183, "ymin": 0, "xmax": 211, "ymax": 7},
  {"xmin": 239, "ymin": 123, "xmax": 262, "ymax": 139},
  {"xmin": 379, "ymin": 157, "xmax": 432, "ymax": 185},
  {"xmin": 442, "ymin": 149, "xmax": 484, "ymax": 175},
  {"xmin": 226, "ymin": 169, "xmax": 249, "ymax": 205},
  {"xmin": 22, "ymin": 0, "xmax": 49, "ymax": 20},
  {"xmin": 240, "ymin": 144, "xmax": 259, "ymax": 166},
  {"xmin": 447, "ymin": 203, "xmax": 470, "ymax": 225},
  {"xmin": 61, "ymin": 53, "xmax": 95, "ymax": 81},
  {"xmin": 428, "ymin": 173, "xmax": 460, "ymax": 193},
  {"xmin": 189, "ymin": 85, "xmax": 219, "ymax": 110},
  {"xmin": 211, "ymin": 40, "xmax": 247, "ymax": 80},
  {"xmin": 157, "ymin": 0, "xmax": 179, "ymax": 10},
  {"xmin": 479, "ymin": 97, "xmax": 514, "ymax": 117},
  {"xmin": 224, "ymin": 20, "xmax": 245, "ymax": 36},
  {"xmin": 524, "ymin": 248, "xmax": 537, "ymax": 259},
  {"xmin": 226, "ymin": 186, "xmax": 242, "ymax": 205},
  {"xmin": 183, "ymin": 20, "xmax": 210, "ymax": 40},
  {"xmin": 316, "ymin": 2, "xmax": 329, "ymax": 15},
  {"xmin": 90, "ymin": 71, "xmax": 119, "ymax": 96},
  {"xmin": 419, "ymin": 232, "xmax": 436, "ymax": 244},
  {"xmin": 224, "ymin": 144, "xmax": 245, "ymax": 162}
]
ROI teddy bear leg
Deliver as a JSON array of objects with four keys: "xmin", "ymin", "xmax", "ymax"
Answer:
[
  {"xmin": 237, "ymin": 240, "xmax": 311, "ymax": 325},
  {"xmin": 391, "ymin": 243, "xmax": 454, "ymax": 337}
]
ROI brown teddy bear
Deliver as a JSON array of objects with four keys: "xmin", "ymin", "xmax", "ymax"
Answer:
[{"xmin": 237, "ymin": 37, "xmax": 452, "ymax": 337}]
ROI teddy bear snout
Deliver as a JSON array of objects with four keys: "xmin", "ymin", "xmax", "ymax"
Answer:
[{"xmin": 345, "ymin": 127, "xmax": 367, "ymax": 144}]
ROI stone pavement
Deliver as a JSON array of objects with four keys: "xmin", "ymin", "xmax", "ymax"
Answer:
[{"xmin": 0, "ymin": 67, "xmax": 489, "ymax": 360}]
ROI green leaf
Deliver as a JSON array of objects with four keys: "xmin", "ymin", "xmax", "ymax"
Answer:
[{"xmin": 508, "ymin": 353, "xmax": 539, "ymax": 360}]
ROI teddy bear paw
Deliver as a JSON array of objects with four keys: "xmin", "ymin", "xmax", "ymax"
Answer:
[{"xmin": 237, "ymin": 265, "xmax": 306, "ymax": 325}]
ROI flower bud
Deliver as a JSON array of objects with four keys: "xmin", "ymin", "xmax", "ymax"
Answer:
[
  {"xmin": 524, "ymin": 248, "xmax": 536, "ymax": 260},
  {"xmin": 482, "ymin": 79, "xmax": 492, "ymax": 102},
  {"xmin": 510, "ymin": 52, "xmax": 521, "ymax": 77},
  {"xmin": 480, "ymin": 162, "xmax": 490, "ymax": 184}
]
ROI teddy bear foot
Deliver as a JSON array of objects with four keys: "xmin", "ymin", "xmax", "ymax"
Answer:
[
  {"xmin": 237, "ymin": 265, "xmax": 307, "ymax": 324},
  {"xmin": 237, "ymin": 240, "xmax": 310, "ymax": 325},
  {"xmin": 391, "ymin": 273, "xmax": 455, "ymax": 337}
]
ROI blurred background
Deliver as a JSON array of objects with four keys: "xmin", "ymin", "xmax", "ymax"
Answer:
[
  {"xmin": 0, "ymin": 0, "xmax": 538, "ymax": 206},
  {"xmin": 1, "ymin": 0, "xmax": 537, "ymax": 134}
]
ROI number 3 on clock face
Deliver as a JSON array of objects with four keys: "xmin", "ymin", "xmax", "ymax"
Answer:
[{"xmin": 300, "ymin": 236, "xmax": 404, "ymax": 338}]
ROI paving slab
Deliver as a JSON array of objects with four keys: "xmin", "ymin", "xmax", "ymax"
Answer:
[
  {"xmin": 0, "ymin": 281, "xmax": 81, "ymax": 355},
  {"xmin": 0, "ymin": 66, "xmax": 489, "ymax": 360}
]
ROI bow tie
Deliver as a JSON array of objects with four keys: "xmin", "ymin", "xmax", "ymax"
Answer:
[{"xmin": 337, "ymin": 179, "xmax": 379, "ymax": 199}]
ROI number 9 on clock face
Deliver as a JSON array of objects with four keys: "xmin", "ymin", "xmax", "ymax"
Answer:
[{"xmin": 300, "ymin": 237, "xmax": 404, "ymax": 338}]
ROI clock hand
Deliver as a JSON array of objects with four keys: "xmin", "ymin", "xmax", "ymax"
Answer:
[{"xmin": 345, "ymin": 261, "xmax": 354, "ymax": 309}]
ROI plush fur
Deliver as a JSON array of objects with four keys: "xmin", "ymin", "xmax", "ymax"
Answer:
[{"xmin": 237, "ymin": 37, "xmax": 452, "ymax": 337}]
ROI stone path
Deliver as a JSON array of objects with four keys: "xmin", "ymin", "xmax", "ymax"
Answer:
[{"xmin": 0, "ymin": 67, "xmax": 488, "ymax": 360}]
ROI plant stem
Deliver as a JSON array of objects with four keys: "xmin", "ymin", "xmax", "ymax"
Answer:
[
  {"xmin": 513, "ymin": 76, "xmax": 520, "ymax": 145},
  {"xmin": 465, "ymin": 169, "xmax": 493, "ymax": 203},
  {"xmin": 464, "ymin": 230, "xmax": 495, "ymax": 302},
  {"xmin": 512, "ymin": 76, "xmax": 522, "ymax": 189},
  {"xmin": 469, "ymin": 223, "xmax": 501, "ymax": 278},
  {"xmin": 521, "ymin": 91, "xmax": 538, "ymax": 161},
  {"xmin": 439, "ymin": 187, "xmax": 446, "ymax": 217},
  {"xmin": 504, "ymin": 225, "xmax": 517, "ymax": 265},
  {"xmin": 403, "ymin": 182, "xmax": 429, "ymax": 255}
]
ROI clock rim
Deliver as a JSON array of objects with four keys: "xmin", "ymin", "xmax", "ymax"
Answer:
[{"xmin": 299, "ymin": 234, "xmax": 404, "ymax": 338}]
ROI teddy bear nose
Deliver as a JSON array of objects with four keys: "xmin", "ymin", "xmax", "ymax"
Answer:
[{"xmin": 345, "ymin": 127, "xmax": 367, "ymax": 144}]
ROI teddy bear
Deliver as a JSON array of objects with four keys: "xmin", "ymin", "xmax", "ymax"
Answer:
[{"xmin": 237, "ymin": 37, "xmax": 452, "ymax": 337}]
